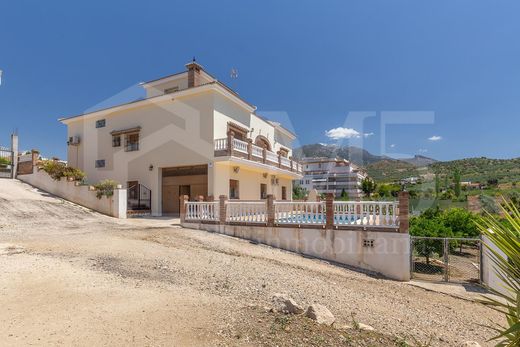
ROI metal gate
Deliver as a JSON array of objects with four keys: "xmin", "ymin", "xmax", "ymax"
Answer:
[
  {"xmin": 0, "ymin": 145, "xmax": 13, "ymax": 178},
  {"xmin": 410, "ymin": 237, "xmax": 482, "ymax": 284}
]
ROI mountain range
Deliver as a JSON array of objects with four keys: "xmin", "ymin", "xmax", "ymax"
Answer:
[
  {"xmin": 293, "ymin": 144, "xmax": 520, "ymax": 184},
  {"xmin": 293, "ymin": 144, "xmax": 437, "ymax": 167}
]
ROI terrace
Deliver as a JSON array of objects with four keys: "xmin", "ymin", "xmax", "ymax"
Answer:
[
  {"xmin": 214, "ymin": 136, "xmax": 303, "ymax": 176},
  {"xmin": 182, "ymin": 194, "xmax": 406, "ymax": 232}
]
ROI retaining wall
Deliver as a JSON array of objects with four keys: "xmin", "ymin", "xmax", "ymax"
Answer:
[
  {"xmin": 18, "ymin": 169, "xmax": 127, "ymax": 218},
  {"xmin": 183, "ymin": 222, "xmax": 410, "ymax": 281}
]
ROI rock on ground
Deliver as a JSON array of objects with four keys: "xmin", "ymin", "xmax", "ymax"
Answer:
[
  {"xmin": 272, "ymin": 293, "xmax": 304, "ymax": 314},
  {"xmin": 357, "ymin": 323, "xmax": 375, "ymax": 331},
  {"xmin": 305, "ymin": 304, "xmax": 335, "ymax": 326}
]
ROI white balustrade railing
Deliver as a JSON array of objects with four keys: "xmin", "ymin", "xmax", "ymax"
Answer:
[
  {"xmin": 226, "ymin": 201, "xmax": 267, "ymax": 223},
  {"xmin": 274, "ymin": 201, "xmax": 326, "ymax": 225},
  {"xmin": 334, "ymin": 201, "xmax": 399, "ymax": 227},
  {"xmin": 266, "ymin": 150, "xmax": 278, "ymax": 163},
  {"xmin": 214, "ymin": 138, "xmax": 228, "ymax": 151},
  {"xmin": 251, "ymin": 144, "xmax": 263, "ymax": 158},
  {"xmin": 185, "ymin": 202, "xmax": 220, "ymax": 221},
  {"xmin": 232, "ymin": 138, "xmax": 248, "ymax": 154},
  {"xmin": 213, "ymin": 138, "xmax": 303, "ymax": 175}
]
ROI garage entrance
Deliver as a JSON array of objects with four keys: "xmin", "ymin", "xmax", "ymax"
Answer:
[{"xmin": 161, "ymin": 165, "xmax": 208, "ymax": 215}]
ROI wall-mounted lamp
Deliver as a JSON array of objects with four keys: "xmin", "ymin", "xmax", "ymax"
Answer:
[
  {"xmin": 233, "ymin": 166, "xmax": 240, "ymax": 173},
  {"xmin": 149, "ymin": 164, "xmax": 154, "ymax": 171},
  {"xmin": 262, "ymin": 172, "xmax": 268, "ymax": 178}
]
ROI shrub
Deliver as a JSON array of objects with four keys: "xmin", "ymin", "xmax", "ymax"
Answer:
[
  {"xmin": 40, "ymin": 160, "xmax": 86, "ymax": 182},
  {"xmin": 63, "ymin": 167, "xmax": 86, "ymax": 181},
  {"xmin": 93, "ymin": 179, "xmax": 119, "ymax": 199},
  {"xmin": 40, "ymin": 160, "xmax": 67, "ymax": 180},
  {"xmin": 0, "ymin": 157, "xmax": 11, "ymax": 167}
]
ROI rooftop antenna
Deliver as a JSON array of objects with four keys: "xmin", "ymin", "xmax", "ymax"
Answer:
[{"xmin": 230, "ymin": 67, "xmax": 238, "ymax": 92}]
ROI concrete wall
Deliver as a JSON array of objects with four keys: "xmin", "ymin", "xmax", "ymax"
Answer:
[
  {"xmin": 19, "ymin": 169, "xmax": 127, "ymax": 218},
  {"xmin": 183, "ymin": 222, "xmax": 410, "ymax": 281},
  {"xmin": 481, "ymin": 235, "xmax": 509, "ymax": 296}
]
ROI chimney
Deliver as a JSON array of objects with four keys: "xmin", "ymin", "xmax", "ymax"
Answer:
[{"xmin": 185, "ymin": 58, "xmax": 203, "ymax": 88}]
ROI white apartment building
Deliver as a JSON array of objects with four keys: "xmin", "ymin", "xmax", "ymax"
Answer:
[
  {"xmin": 59, "ymin": 60, "xmax": 302, "ymax": 216},
  {"xmin": 297, "ymin": 157, "xmax": 366, "ymax": 199}
]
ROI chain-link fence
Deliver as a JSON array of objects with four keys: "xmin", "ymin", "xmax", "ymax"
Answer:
[{"xmin": 411, "ymin": 237, "xmax": 481, "ymax": 284}]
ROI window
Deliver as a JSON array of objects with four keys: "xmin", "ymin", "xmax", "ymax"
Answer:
[
  {"xmin": 229, "ymin": 179, "xmax": 239, "ymax": 199},
  {"xmin": 125, "ymin": 133, "xmax": 139, "ymax": 152},
  {"xmin": 112, "ymin": 135, "xmax": 121, "ymax": 147},
  {"xmin": 164, "ymin": 86, "xmax": 179, "ymax": 94},
  {"xmin": 95, "ymin": 159, "xmax": 105, "ymax": 168},
  {"xmin": 96, "ymin": 119, "xmax": 106, "ymax": 128},
  {"xmin": 260, "ymin": 183, "xmax": 267, "ymax": 199},
  {"xmin": 281, "ymin": 186, "xmax": 287, "ymax": 200}
]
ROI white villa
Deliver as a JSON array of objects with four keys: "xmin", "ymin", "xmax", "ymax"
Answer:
[
  {"xmin": 59, "ymin": 60, "xmax": 302, "ymax": 216},
  {"xmin": 297, "ymin": 157, "xmax": 366, "ymax": 199}
]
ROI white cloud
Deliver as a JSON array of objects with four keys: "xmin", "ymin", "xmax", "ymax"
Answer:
[
  {"xmin": 390, "ymin": 144, "xmax": 396, "ymax": 148},
  {"xmin": 428, "ymin": 135, "xmax": 442, "ymax": 141},
  {"xmin": 418, "ymin": 148, "xmax": 428, "ymax": 153},
  {"xmin": 325, "ymin": 127, "xmax": 361, "ymax": 140},
  {"xmin": 363, "ymin": 132, "xmax": 374, "ymax": 138}
]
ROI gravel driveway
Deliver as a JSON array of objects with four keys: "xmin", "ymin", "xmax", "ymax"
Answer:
[{"xmin": 0, "ymin": 179, "xmax": 504, "ymax": 346}]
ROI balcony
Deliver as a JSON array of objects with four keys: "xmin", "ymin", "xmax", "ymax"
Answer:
[{"xmin": 214, "ymin": 137, "xmax": 303, "ymax": 175}]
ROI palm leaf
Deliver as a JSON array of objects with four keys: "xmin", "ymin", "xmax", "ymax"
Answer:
[{"xmin": 478, "ymin": 198, "xmax": 520, "ymax": 346}]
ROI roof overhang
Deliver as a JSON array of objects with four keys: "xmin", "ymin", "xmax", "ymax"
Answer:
[{"xmin": 59, "ymin": 82, "xmax": 256, "ymax": 124}]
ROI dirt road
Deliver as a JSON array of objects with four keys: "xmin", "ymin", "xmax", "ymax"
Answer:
[{"xmin": 0, "ymin": 179, "xmax": 503, "ymax": 346}]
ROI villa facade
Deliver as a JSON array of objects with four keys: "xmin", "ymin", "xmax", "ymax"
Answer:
[
  {"xmin": 60, "ymin": 61, "xmax": 302, "ymax": 216},
  {"xmin": 297, "ymin": 157, "xmax": 366, "ymax": 199}
]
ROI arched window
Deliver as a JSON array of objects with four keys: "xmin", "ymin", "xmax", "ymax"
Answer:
[{"xmin": 254, "ymin": 135, "xmax": 271, "ymax": 151}]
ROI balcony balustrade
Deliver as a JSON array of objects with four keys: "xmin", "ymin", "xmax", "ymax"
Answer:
[{"xmin": 214, "ymin": 137, "xmax": 303, "ymax": 175}]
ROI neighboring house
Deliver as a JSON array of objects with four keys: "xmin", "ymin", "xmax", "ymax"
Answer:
[
  {"xmin": 400, "ymin": 176, "xmax": 421, "ymax": 185},
  {"xmin": 296, "ymin": 157, "xmax": 366, "ymax": 199},
  {"xmin": 59, "ymin": 60, "xmax": 302, "ymax": 216}
]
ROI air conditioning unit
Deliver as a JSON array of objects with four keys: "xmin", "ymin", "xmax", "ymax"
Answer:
[{"xmin": 68, "ymin": 136, "xmax": 80, "ymax": 146}]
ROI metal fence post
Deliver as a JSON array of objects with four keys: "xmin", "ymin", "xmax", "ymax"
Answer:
[
  {"xmin": 443, "ymin": 238, "xmax": 449, "ymax": 282},
  {"xmin": 410, "ymin": 237, "xmax": 415, "ymax": 279}
]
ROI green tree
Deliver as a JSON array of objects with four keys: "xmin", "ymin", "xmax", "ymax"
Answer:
[
  {"xmin": 292, "ymin": 184, "xmax": 307, "ymax": 200},
  {"xmin": 338, "ymin": 188, "xmax": 349, "ymax": 201},
  {"xmin": 361, "ymin": 177, "xmax": 377, "ymax": 197},
  {"xmin": 410, "ymin": 211, "xmax": 453, "ymax": 264},
  {"xmin": 453, "ymin": 168, "xmax": 461, "ymax": 198},
  {"xmin": 435, "ymin": 172, "xmax": 440, "ymax": 199}
]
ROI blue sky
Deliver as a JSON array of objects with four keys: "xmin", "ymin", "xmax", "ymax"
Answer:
[{"xmin": 1, "ymin": 0, "xmax": 519, "ymax": 161}]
